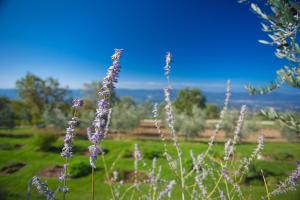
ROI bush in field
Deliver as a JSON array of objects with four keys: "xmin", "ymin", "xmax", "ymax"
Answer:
[
  {"xmin": 0, "ymin": 97, "xmax": 15, "ymax": 129},
  {"xmin": 205, "ymin": 103, "xmax": 220, "ymax": 119},
  {"xmin": 11, "ymin": 100, "xmax": 32, "ymax": 126},
  {"xmin": 110, "ymin": 97, "xmax": 145, "ymax": 132},
  {"xmin": 78, "ymin": 109, "xmax": 95, "ymax": 129},
  {"xmin": 280, "ymin": 125, "xmax": 299, "ymax": 140},
  {"xmin": 137, "ymin": 100, "xmax": 154, "ymax": 119},
  {"xmin": 42, "ymin": 106, "xmax": 68, "ymax": 129},
  {"xmin": 68, "ymin": 161, "xmax": 91, "ymax": 178},
  {"xmin": 174, "ymin": 106, "xmax": 206, "ymax": 138},
  {"xmin": 223, "ymin": 110, "xmax": 259, "ymax": 138},
  {"xmin": 82, "ymin": 81, "xmax": 119, "ymax": 108},
  {"xmin": 33, "ymin": 132, "xmax": 58, "ymax": 151},
  {"xmin": 144, "ymin": 150, "xmax": 163, "ymax": 160},
  {"xmin": 110, "ymin": 97, "xmax": 139, "ymax": 132}
]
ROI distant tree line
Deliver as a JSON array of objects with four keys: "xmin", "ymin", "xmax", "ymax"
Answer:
[{"xmin": 1, "ymin": 73, "xmax": 262, "ymax": 139}]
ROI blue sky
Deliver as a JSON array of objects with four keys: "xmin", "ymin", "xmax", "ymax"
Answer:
[{"xmin": 0, "ymin": 0, "xmax": 289, "ymax": 91}]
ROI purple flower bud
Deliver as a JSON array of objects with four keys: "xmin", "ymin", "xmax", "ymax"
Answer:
[{"xmin": 72, "ymin": 99, "xmax": 84, "ymax": 108}]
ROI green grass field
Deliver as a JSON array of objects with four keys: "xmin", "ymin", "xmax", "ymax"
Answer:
[{"xmin": 0, "ymin": 128, "xmax": 299, "ymax": 200}]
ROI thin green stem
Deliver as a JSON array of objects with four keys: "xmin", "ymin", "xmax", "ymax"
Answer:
[
  {"xmin": 224, "ymin": 179, "xmax": 231, "ymax": 200},
  {"xmin": 92, "ymin": 167, "xmax": 95, "ymax": 200},
  {"xmin": 119, "ymin": 185, "xmax": 136, "ymax": 200},
  {"xmin": 62, "ymin": 157, "xmax": 68, "ymax": 200},
  {"xmin": 261, "ymin": 170, "xmax": 270, "ymax": 200},
  {"xmin": 101, "ymin": 154, "xmax": 116, "ymax": 200},
  {"xmin": 174, "ymin": 142, "xmax": 185, "ymax": 200},
  {"xmin": 207, "ymin": 174, "xmax": 223, "ymax": 199}
]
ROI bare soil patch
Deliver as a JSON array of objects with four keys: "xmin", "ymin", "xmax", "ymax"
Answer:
[
  {"xmin": 0, "ymin": 162, "xmax": 26, "ymax": 175},
  {"xmin": 123, "ymin": 171, "xmax": 148, "ymax": 183},
  {"xmin": 37, "ymin": 165, "xmax": 62, "ymax": 178}
]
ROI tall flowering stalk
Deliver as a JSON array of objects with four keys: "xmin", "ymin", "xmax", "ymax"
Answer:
[
  {"xmin": 223, "ymin": 105, "xmax": 247, "ymax": 164},
  {"xmin": 87, "ymin": 49, "xmax": 123, "ymax": 200},
  {"xmin": 147, "ymin": 157, "xmax": 162, "ymax": 200},
  {"xmin": 269, "ymin": 161, "xmax": 300, "ymax": 197},
  {"xmin": 27, "ymin": 99, "xmax": 83, "ymax": 200},
  {"xmin": 163, "ymin": 51, "xmax": 187, "ymax": 199},
  {"xmin": 232, "ymin": 105, "xmax": 247, "ymax": 144},
  {"xmin": 27, "ymin": 176, "xmax": 55, "ymax": 200},
  {"xmin": 185, "ymin": 80, "xmax": 231, "ymax": 181},
  {"xmin": 204, "ymin": 80, "xmax": 231, "ymax": 157},
  {"xmin": 133, "ymin": 144, "xmax": 142, "ymax": 186},
  {"xmin": 236, "ymin": 135, "xmax": 264, "ymax": 179},
  {"xmin": 158, "ymin": 180, "xmax": 176, "ymax": 200},
  {"xmin": 60, "ymin": 99, "xmax": 83, "ymax": 199}
]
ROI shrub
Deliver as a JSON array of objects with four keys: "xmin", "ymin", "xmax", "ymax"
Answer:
[
  {"xmin": 110, "ymin": 97, "xmax": 141, "ymax": 132},
  {"xmin": 174, "ymin": 106, "xmax": 206, "ymax": 138},
  {"xmin": 205, "ymin": 103, "xmax": 220, "ymax": 119},
  {"xmin": 223, "ymin": 110, "xmax": 259, "ymax": 138},
  {"xmin": 0, "ymin": 97, "xmax": 15, "ymax": 129},
  {"xmin": 122, "ymin": 149, "xmax": 133, "ymax": 158},
  {"xmin": 246, "ymin": 161, "xmax": 287, "ymax": 182},
  {"xmin": 42, "ymin": 107, "xmax": 68, "ymax": 129},
  {"xmin": 144, "ymin": 150, "xmax": 163, "ymax": 160},
  {"xmin": 273, "ymin": 152, "xmax": 294, "ymax": 161},
  {"xmin": 69, "ymin": 161, "xmax": 91, "ymax": 178},
  {"xmin": 33, "ymin": 132, "xmax": 58, "ymax": 151},
  {"xmin": 280, "ymin": 125, "xmax": 300, "ymax": 140}
]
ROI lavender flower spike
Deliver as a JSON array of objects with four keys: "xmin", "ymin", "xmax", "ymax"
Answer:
[
  {"xmin": 31, "ymin": 176, "xmax": 55, "ymax": 200},
  {"xmin": 270, "ymin": 161, "xmax": 300, "ymax": 196},
  {"xmin": 158, "ymin": 180, "xmax": 176, "ymax": 199},
  {"xmin": 72, "ymin": 99, "xmax": 84, "ymax": 108},
  {"xmin": 164, "ymin": 51, "xmax": 172, "ymax": 77},
  {"xmin": 233, "ymin": 105, "xmax": 247, "ymax": 144},
  {"xmin": 88, "ymin": 49, "xmax": 124, "ymax": 168},
  {"xmin": 60, "ymin": 98, "xmax": 83, "ymax": 196}
]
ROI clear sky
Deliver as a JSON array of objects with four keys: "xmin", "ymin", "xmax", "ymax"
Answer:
[{"xmin": 0, "ymin": 0, "xmax": 288, "ymax": 91}]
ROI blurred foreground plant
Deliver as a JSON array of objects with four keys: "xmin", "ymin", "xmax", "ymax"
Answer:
[{"xmin": 240, "ymin": 0, "xmax": 300, "ymax": 134}]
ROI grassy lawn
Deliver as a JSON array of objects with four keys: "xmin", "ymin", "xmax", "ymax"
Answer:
[{"xmin": 0, "ymin": 129, "xmax": 299, "ymax": 199}]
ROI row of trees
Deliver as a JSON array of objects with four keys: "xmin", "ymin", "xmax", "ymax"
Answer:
[
  {"xmin": 0, "ymin": 73, "xmax": 221, "ymax": 131},
  {"xmin": 0, "ymin": 73, "xmax": 70, "ymax": 128},
  {"xmin": 0, "ymin": 73, "xmax": 262, "ymax": 139}
]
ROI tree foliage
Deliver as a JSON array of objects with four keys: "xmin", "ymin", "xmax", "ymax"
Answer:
[
  {"xmin": 110, "ymin": 97, "xmax": 146, "ymax": 132},
  {"xmin": 205, "ymin": 103, "xmax": 220, "ymax": 119},
  {"xmin": 243, "ymin": 0, "xmax": 300, "ymax": 94},
  {"xmin": 174, "ymin": 88, "xmax": 206, "ymax": 115},
  {"xmin": 16, "ymin": 73, "xmax": 67, "ymax": 125},
  {"xmin": 82, "ymin": 81, "xmax": 119, "ymax": 108},
  {"xmin": 222, "ymin": 110, "xmax": 259, "ymax": 138},
  {"xmin": 240, "ymin": 0, "xmax": 300, "ymax": 133},
  {"xmin": 0, "ymin": 97, "xmax": 15, "ymax": 128}
]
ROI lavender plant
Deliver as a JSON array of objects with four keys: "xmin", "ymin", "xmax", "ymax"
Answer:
[
  {"xmin": 27, "ymin": 49, "xmax": 300, "ymax": 200},
  {"xmin": 27, "ymin": 98, "xmax": 83, "ymax": 200},
  {"xmin": 86, "ymin": 48, "xmax": 123, "ymax": 200},
  {"xmin": 60, "ymin": 99, "xmax": 83, "ymax": 199}
]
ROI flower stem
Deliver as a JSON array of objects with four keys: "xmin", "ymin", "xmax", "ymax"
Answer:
[
  {"xmin": 101, "ymin": 154, "xmax": 116, "ymax": 200},
  {"xmin": 261, "ymin": 170, "xmax": 270, "ymax": 200},
  {"xmin": 207, "ymin": 174, "xmax": 223, "ymax": 199},
  {"xmin": 92, "ymin": 167, "xmax": 95, "ymax": 200}
]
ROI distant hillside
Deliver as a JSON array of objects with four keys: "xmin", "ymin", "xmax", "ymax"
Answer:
[{"xmin": 1, "ymin": 89, "xmax": 300, "ymax": 111}]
